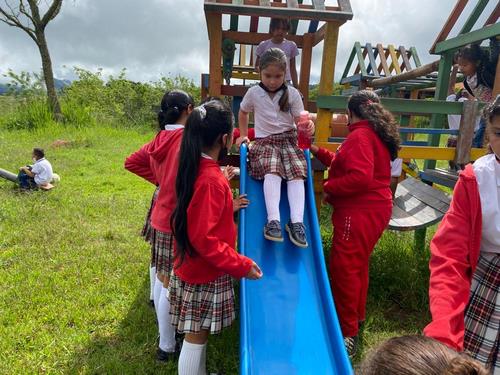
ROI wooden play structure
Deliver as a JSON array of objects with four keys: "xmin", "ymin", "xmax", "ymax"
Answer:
[{"xmin": 203, "ymin": 0, "xmax": 353, "ymax": 109}]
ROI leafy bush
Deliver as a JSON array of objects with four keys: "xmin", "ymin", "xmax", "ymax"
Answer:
[{"xmin": 1, "ymin": 97, "xmax": 55, "ymax": 130}]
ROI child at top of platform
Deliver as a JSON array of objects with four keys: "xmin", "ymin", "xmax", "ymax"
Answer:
[
  {"xmin": 236, "ymin": 47, "xmax": 314, "ymax": 248},
  {"xmin": 456, "ymin": 38, "xmax": 499, "ymax": 147},
  {"xmin": 424, "ymin": 95, "xmax": 500, "ymax": 373},
  {"xmin": 255, "ymin": 18, "xmax": 299, "ymax": 88}
]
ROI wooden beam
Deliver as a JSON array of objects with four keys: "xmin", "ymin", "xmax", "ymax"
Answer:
[
  {"xmin": 207, "ymin": 12, "xmax": 223, "ymax": 96},
  {"xmin": 434, "ymin": 22, "xmax": 500, "ymax": 54},
  {"xmin": 368, "ymin": 60, "xmax": 440, "ymax": 88},
  {"xmin": 316, "ymin": 22, "xmax": 339, "ymax": 143},
  {"xmin": 484, "ymin": 1, "xmax": 500, "ymax": 26},
  {"xmin": 376, "ymin": 44, "xmax": 390, "ymax": 76},
  {"xmin": 410, "ymin": 46, "xmax": 422, "ymax": 67},
  {"xmin": 299, "ymin": 33, "xmax": 313, "ymax": 104},
  {"xmin": 459, "ymin": 0, "xmax": 488, "ymax": 34},
  {"xmin": 313, "ymin": 23, "xmax": 326, "ymax": 45},
  {"xmin": 204, "ymin": 2, "xmax": 352, "ymax": 22},
  {"xmin": 454, "ymin": 100, "xmax": 479, "ymax": 166},
  {"xmin": 222, "ymin": 30, "xmax": 304, "ymax": 47},
  {"xmin": 399, "ymin": 46, "xmax": 412, "ymax": 71},
  {"xmin": 388, "ymin": 44, "xmax": 401, "ymax": 74},
  {"xmin": 354, "ymin": 41, "xmax": 368, "ymax": 75},
  {"xmin": 429, "ymin": 0, "xmax": 468, "ymax": 54},
  {"xmin": 365, "ymin": 43, "xmax": 379, "ymax": 76},
  {"xmin": 341, "ymin": 46, "xmax": 356, "ymax": 79}
]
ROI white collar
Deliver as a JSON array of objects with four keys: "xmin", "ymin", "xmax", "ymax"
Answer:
[
  {"xmin": 201, "ymin": 153, "xmax": 213, "ymax": 160},
  {"xmin": 164, "ymin": 124, "xmax": 184, "ymax": 130}
]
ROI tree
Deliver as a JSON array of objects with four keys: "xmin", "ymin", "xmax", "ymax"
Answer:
[{"xmin": 0, "ymin": 0, "xmax": 63, "ymax": 119}]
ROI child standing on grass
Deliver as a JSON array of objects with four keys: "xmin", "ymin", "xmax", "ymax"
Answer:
[
  {"xmin": 456, "ymin": 38, "xmax": 499, "ymax": 147},
  {"xmin": 169, "ymin": 100, "xmax": 262, "ymax": 375},
  {"xmin": 124, "ymin": 89, "xmax": 194, "ymax": 362},
  {"xmin": 424, "ymin": 96, "xmax": 500, "ymax": 373},
  {"xmin": 255, "ymin": 18, "xmax": 299, "ymax": 88},
  {"xmin": 236, "ymin": 48, "xmax": 314, "ymax": 248},
  {"xmin": 310, "ymin": 90, "xmax": 400, "ymax": 357}
]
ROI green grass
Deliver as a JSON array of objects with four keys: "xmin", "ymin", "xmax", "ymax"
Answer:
[{"xmin": 0, "ymin": 123, "xmax": 433, "ymax": 374}]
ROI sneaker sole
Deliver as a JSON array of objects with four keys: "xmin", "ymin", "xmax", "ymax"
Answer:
[
  {"xmin": 285, "ymin": 224, "xmax": 308, "ymax": 248},
  {"xmin": 263, "ymin": 228, "xmax": 284, "ymax": 242}
]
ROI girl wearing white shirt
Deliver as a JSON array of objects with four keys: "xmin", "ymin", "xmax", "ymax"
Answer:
[{"xmin": 424, "ymin": 96, "xmax": 500, "ymax": 373}]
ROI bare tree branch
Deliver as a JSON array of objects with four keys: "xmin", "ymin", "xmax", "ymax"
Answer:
[
  {"xmin": 0, "ymin": 6, "xmax": 37, "ymax": 42},
  {"xmin": 41, "ymin": 0, "xmax": 61, "ymax": 27},
  {"xmin": 18, "ymin": 0, "xmax": 36, "ymax": 26}
]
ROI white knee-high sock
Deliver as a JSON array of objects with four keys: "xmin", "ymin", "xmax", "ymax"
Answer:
[
  {"xmin": 154, "ymin": 275, "xmax": 163, "ymax": 317},
  {"xmin": 287, "ymin": 180, "xmax": 305, "ymax": 223},
  {"xmin": 158, "ymin": 286, "xmax": 176, "ymax": 352},
  {"xmin": 149, "ymin": 266, "xmax": 156, "ymax": 301},
  {"xmin": 178, "ymin": 341, "xmax": 207, "ymax": 375},
  {"xmin": 198, "ymin": 344, "xmax": 207, "ymax": 375},
  {"xmin": 263, "ymin": 174, "xmax": 282, "ymax": 222}
]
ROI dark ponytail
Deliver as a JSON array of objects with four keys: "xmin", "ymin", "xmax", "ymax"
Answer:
[
  {"xmin": 171, "ymin": 100, "xmax": 234, "ymax": 265},
  {"xmin": 456, "ymin": 44, "xmax": 485, "ymax": 66},
  {"xmin": 157, "ymin": 89, "xmax": 194, "ymax": 130},
  {"xmin": 259, "ymin": 47, "xmax": 290, "ymax": 112},
  {"xmin": 348, "ymin": 90, "xmax": 401, "ymax": 161}
]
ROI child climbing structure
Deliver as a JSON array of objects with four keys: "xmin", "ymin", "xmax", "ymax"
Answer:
[{"xmin": 203, "ymin": 1, "xmax": 354, "ymax": 374}]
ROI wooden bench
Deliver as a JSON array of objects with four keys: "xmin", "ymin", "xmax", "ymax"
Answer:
[{"xmin": 389, "ymin": 176, "xmax": 451, "ymax": 249}]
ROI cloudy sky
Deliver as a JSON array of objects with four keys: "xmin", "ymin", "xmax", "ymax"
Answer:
[{"xmin": 0, "ymin": 0, "xmax": 496, "ymax": 84}]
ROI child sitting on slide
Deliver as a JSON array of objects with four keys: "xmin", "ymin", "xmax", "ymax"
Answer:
[{"xmin": 18, "ymin": 148, "xmax": 53, "ymax": 190}]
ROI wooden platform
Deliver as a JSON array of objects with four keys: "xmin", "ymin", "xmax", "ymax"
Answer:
[
  {"xmin": 389, "ymin": 177, "xmax": 451, "ymax": 231},
  {"xmin": 420, "ymin": 168, "xmax": 459, "ymax": 189}
]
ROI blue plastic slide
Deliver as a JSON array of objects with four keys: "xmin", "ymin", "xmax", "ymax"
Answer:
[{"xmin": 238, "ymin": 144, "xmax": 353, "ymax": 375}]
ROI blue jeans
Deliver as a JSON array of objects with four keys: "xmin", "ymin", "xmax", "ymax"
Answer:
[
  {"xmin": 472, "ymin": 118, "xmax": 486, "ymax": 148},
  {"xmin": 17, "ymin": 169, "xmax": 36, "ymax": 189}
]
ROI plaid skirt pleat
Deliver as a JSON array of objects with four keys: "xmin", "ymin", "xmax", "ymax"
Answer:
[
  {"xmin": 141, "ymin": 187, "xmax": 160, "ymax": 244},
  {"xmin": 248, "ymin": 130, "xmax": 307, "ymax": 180},
  {"xmin": 464, "ymin": 253, "xmax": 500, "ymax": 373},
  {"xmin": 169, "ymin": 273, "xmax": 235, "ymax": 334},
  {"xmin": 152, "ymin": 230, "xmax": 174, "ymax": 278}
]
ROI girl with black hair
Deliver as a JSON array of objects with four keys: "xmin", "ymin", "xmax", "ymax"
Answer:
[
  {"xmin": 169, "ymin": 100, "xmax": 262, "ymax": 375},
  {"xmin": 456, "ymin": 38, "xmax": 499, "ymax": 147},
  {"xmin": 425, "ymin": 96, "xmax": 500, "ymax": 373},
  {"xmin": 310, "ymin": 90, "xmax": 400, "ymax": 357},
  {"xmin": 236, "ymin": 47, "xmax": 315, "ymax": 248},
  {"xmin": 124, "ymin": 89, "xmax": 194, "ymax": 361}
]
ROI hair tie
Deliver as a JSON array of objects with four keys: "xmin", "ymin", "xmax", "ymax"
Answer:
[
  {"xmin": 196, "ymin": 105, "xmax": 206, "ymax": 119},
  {"xmin": 173, "ymin": 106, "xmax": 179, "ymax": 111}
]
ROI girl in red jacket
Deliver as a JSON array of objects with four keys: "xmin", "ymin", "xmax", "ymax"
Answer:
[
  {"xmin": 310, "ymin": 90, "xmax": 400, "ymax": 357},
  {"xmin": 124, "ymin": 89, "xmax": 194, "ymax": 361},
  {"xmin": 424, "ymin": 96, "xmax": 500, "ymax": 373},
  {"xmin": 170, "ymin": 100, "xmax": 262, "ymax": 375}
]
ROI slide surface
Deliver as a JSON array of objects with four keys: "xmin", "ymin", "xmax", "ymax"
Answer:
[{"xmin": 238, "ymin": 144, "xmax": 353, "ymax": 375}]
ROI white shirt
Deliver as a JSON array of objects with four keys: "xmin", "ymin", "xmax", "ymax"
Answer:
[
  {"xmin": 390, "ymin": 158, "xmax": 403, "ymax": 178},
  {"xmin": 31, "ymin": 157, "xmax": 53, "ymax": 185},
  {"xmin": 473, "ymin": 153, "xmax": 500, "ymax": 254},
  {"xmin": 240, "ymin": 85, "xmax": 303, "ymax": 138},
  {"xmin": 446, "ymin": 94, "xmax": 480, "ymax": 132}
]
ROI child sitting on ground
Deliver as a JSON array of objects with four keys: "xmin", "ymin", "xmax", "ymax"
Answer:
[
  {"xmin": 255, "ymin": 18, "xmax": 299, "ymax": 88},
  {"xmin": 18, "ymin": 148, "xmax": 53, "ymax": 190}
]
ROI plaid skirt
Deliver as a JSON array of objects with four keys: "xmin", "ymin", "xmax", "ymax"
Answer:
[
  {"xmin": 464, "ymin": 252, "xmax": 499, "ymax": 373},
  {"xmin": 140, "ymin": 187, "xmax": 159, "ymax": 244},
  {"xmin": 152, "ymin": 230, "xmax": 174, "ymax": 278},
  {"xmin": 248, "ymin": 130, "xmax": 307, "ymax": 180},
  {"xmin": 169, "ymin": 273, "xmax": 235, "ymax": 334}
]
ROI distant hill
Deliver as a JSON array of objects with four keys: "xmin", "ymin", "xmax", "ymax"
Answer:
[{"xmin": 0, "ymin": 78, "xmax": 71, "ymax": 95}]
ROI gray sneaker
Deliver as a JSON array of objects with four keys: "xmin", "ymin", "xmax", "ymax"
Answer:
[
  {"xmin": 264, "ymin": 220, "xmax": 283, "ymax": 242},
  {"xmin": 344, "ymin": 336, "xmax": 359, "ymax": 358},
  {"xmin": 285, "ymin": 221, "xmax": 308, "ymax": 248}
]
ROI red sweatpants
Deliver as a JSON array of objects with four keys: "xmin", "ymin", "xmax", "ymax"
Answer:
[{"xmin": 329, "ymin": 205, "xmax": 392, "ymax": 337}]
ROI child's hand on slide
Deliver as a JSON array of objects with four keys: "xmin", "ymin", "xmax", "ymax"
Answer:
[
  {"xmin": 233, "ymin": 194, "xmax": 249, "ymax": 212},
  {"xmin": 235, "ymin": 136, "xmax": 250, "ymax": 147},
  {"xmin": 305, "ymin": 119, "xmax": 315, "ymax": 136},
  {"xmin": 223, "ymin": 165, "xmax": 236, "ymax": 180},
  {"xmin": 246, "ymin": 262, "xmax": 263, "ymax": 280}
]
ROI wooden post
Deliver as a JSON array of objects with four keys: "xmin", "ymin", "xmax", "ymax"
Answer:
[
  {"xmin": 454, "ymin": 100, "xmax": 479, "ymax": 166},
  {"xmin": 424, "ymin": 52, "xmax": 453, "ymax": 170},
  {"xmin": 207, "ymin": 12, "xmax": 223, "ymax": 97},
  {"xmin": 315, "ymin": 22, "xmax": 339, "ymax": 216},
  {"xmin": 299, "ymin": 33, "xmax": 313, "ymax": 105}
]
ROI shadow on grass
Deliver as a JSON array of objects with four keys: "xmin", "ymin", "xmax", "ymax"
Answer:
[{"xmin": 67, "ymin": 276, "xmax": 240, "ymax": 375}]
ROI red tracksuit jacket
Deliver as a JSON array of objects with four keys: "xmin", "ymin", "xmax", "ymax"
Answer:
[
  {"xmin": 124, "ymin": 128, "xmax": 184, "ymax": 233},
  {"xmin": 315, "ymin": 120, "xmax": 392, "ymax": 209},
  {"xmin": 424, "ymin": 164, "xmax": 482, "ymax": 351},
  {"xmin": 174, "ymin": 158, "xmax": 253, "ymax": 284}
]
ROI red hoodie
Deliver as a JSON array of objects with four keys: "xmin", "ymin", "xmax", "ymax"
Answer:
[
  {"xmin": 124, "ymin": 128, "xmax": 184, "ymax": 233},
  {"xmin": 174, "ymin": 157, "xmax": 253, "ymax": 283},
  {"xmin": 315, "ymin": 120, "xmax": 392, "ymax": 209},
  {"xmin": 424, "ymin": 164, "xmax": 482, "ymax": 351}
]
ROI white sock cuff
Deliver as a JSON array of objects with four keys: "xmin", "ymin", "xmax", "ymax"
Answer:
[
  {"xmin": 264, "ymin": 173, "xmax": 282, "ymax": 183},
  {"xmin": 182, "ymin": 340, "xmax": 206, "ymax": 352}
]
